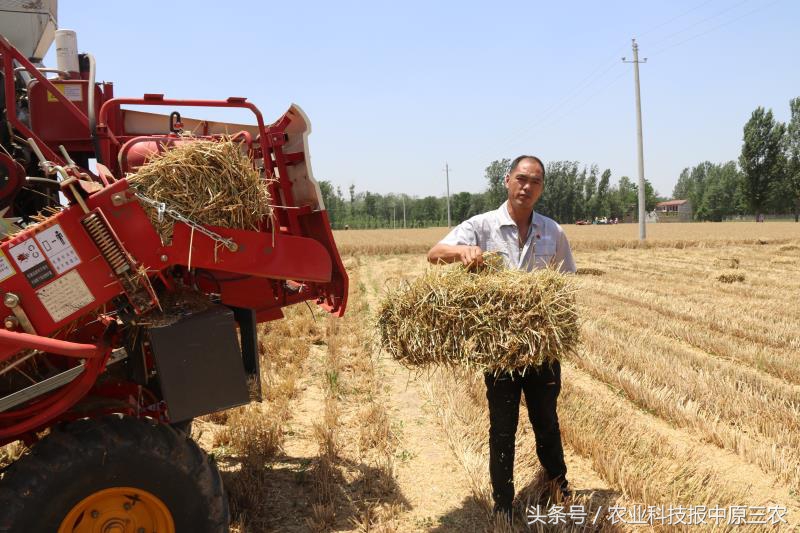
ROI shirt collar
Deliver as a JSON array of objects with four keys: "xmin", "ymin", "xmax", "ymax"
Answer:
[{"xmin": 497, "ymin": 201, "xmax": 539, "ymax": 228}]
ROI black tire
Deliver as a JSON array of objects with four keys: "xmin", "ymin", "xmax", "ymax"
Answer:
[{"xmin": 0, "ymin": 414, "xmax": 228, "ymax": 532}]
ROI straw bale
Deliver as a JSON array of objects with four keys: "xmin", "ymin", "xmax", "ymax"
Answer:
[
  {"xmin": 128, "ymin": 139, "xmax": 272, "ymax": 242},
  {"xmin": 713, "ymin": 257, "xmax": 739, "ymax": 269},
  {"xmin": 377, "ymin": 258, "xmax": 579, "ymax": 374},
  {"xmin": 576, "ymin": 267, "xmax": 605, "ymax": 276},
  {"xmin": 715, "ymin": 270, "xmax": 745, "ymax": 283}
]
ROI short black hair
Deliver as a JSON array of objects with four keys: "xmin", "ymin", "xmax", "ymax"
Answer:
[{"xmin": 508, "ymin": 155, "xmax": 545, "ymax": 179}]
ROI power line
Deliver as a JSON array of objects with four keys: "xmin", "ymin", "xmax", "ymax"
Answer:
[
  {"xmin": 647, "ymin": 0, "xmax": 755, "ymax": 49},
  {"xmin": 472, "ymin": 59, "xmax": 624, "ymax": 165},
  {"xmin": 649, "ymin": 0, "xmax": 785, "ymax": 56},
  {"xmin": 637, "ymin": 0, "xmax": 717, "ymax": 38},
  {"xmin": 529, "ymin": 70, "xmax": 628, "ymax": 134},
  {"xmin": 472, "ymin": 3, "xmax": 724, "ymax": 165},
  {"xmin": 470, "ymin": 0, "xmax": 782, "ymax": 173}
]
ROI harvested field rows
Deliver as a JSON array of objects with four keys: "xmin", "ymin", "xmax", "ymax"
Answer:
[
  {"xmin": 351, "ymin": 244, "xmax": 799, "ymax": 530},
  {"xmin": 187, "ymin": 224, "xmax": 799, "ymax": 531},
  {"xmin": 333, "ymin": 221, "xmax": 800, "ymax": 255}
]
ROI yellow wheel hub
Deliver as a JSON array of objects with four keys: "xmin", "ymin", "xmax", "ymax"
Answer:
[{"xmin": 58, "ymin": 486, "xmax": 175, "ymax": 533}]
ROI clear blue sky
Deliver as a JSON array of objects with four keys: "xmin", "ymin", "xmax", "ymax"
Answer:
[{"xmin": 46, "ymin": 0, "xmax": 799, "ymax": 199}]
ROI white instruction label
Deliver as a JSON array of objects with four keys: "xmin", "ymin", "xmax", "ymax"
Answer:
[
  {"xmin": 36, "ymin": 270, "xmax": 95, "ymax": 322},
  {"xmin": 35, "ymin": 224, "xmax": 81, "ymax": 274},
  {"xmin": 48, "ymin": 84, "xmax": 83, "ymax": 102},
  {"xmin": 10, "ymin": 238, "xmax": 54, "ymax": 287},
  {"xmin": 0, "ymin": 251, "xmax": 15, "ymax": 282},
  {"xmin": 63, "ymin": 85, "xmax": 82, "ymax": 101}
]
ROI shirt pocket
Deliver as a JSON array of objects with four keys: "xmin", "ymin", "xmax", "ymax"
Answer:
[
  {"xmin": 533, "ymin": 238, "xmax": 556, "ymax": 267},
  {"xmin": 481, "ymin": 229, "xmax": 506, "ymax": 254}
]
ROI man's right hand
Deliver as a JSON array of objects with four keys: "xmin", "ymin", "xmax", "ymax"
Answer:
[
  {"xmin": 427, "ymin": 243, "xmax": 484, "ymax": 266},
  {"xmin": 459, "ymin": 245, "xmax": 484, "ymax": 268}
]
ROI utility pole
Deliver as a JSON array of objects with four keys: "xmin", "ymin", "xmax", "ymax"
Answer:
[
  {"xmin": 623, "ymin": 38, "xmax": 647, "ymax": 240},
  {"xmin": 444, "ymin": 162, "xmax": 451, "ymax": 228},
  {"xmin": 401, "ymin": 194, "xmax": 406, "ymax": 228}
]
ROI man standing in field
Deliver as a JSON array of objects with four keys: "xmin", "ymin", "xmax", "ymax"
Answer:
[{"xmin": 427, "ymin": 155, "xmax": 576, "ymax": 522}]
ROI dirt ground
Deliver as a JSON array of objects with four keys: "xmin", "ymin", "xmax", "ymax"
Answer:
[{"xmin": 192, "ymin": 238, "xmax": 800, "ymax": 532}]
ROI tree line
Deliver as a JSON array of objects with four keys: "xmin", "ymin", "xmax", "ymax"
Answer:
[
  {"xmin": 675, "ymin": 97, "xmax": 800, "ymax": 221},
  {"xmin": 318, "ymin": 164, "xmax": 657, "ymax": 230},
  {"xmin": 318, "ymin": 96, "xmax": 800, "ymax": 229}
]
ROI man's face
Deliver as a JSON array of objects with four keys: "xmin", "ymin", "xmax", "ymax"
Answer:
[{"xmin": 504, "ymin": 158, "xmax": 544, "ymax": 212}]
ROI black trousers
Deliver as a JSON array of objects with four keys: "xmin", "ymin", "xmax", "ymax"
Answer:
[{"xmin": 484, "ymin": 361, "xmax": 567, "ymax": 510}]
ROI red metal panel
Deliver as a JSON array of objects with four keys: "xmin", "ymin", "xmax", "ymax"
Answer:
[
  {"xmin": 28, "ymin": 80, "xmax": 101, "ymax": 150},
  {"xmin": 0, "ymin": 204, "xmax": 119, "ymax": 338},
  {"xmin": 166, "ymin": 223, "xmax": 333, "ymax": 283}
]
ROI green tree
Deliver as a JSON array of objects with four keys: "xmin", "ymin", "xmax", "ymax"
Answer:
[
  {"xmin": 451, "ymin": 191, "xmax": 473, "ymax": 223},
  {"xmin": 319, "ymin": 181, "xmax": 334, "ymax": 223},
  {"xmin": 484, "ymin": 159, "xmax": 511, "ymax": 207},
  {"xmin": 364, "ymin": 191, "xmax": 378, "ymax": 219},
  {"xmin": 697, "ymin": 163, "xmax": 742, "ymax": 221},
  {"xmin": 786, "ymin": 97, "xmax": 800, "ymax": 221},
  {"xmin": 631, "ymin": 179, "xmax": 658, "ymax": 214},
  {"xmin": 348, "ymin": 184, "xmax": 356, "ymax": 214},
  {"xmin": 595, "ymin": 169, "xmax": 611, "ymax": 217},
  {"xmin": 739, "ymin": 107, "xmax": 786, "ymax": 219},
  {"xmin": 674, "ymin": 161, "xmax": 746, "ymax": 220},
  {"xmin": 673, "ymin": 162, "xmax": 714, "ymax": 219},
  {"xmin": 584, "ymin": 165, "xmax": 598, "ymax": 218},
  {"xmin": 469, "ymin": 192, "xmax": 488, "ymax": 218},
  {"xmin": 574, "ymin": 168, "xmax": 587, "ymax": 220},
  {"xmin": 672, "ymin": 168, "xmax": 694, "ymax": 200},
  {"xmin": 615, "ymin": 176, "xmax": 637, "ymax": 219},
  {"xmin": 414, "ymin": 196, "xmax": 441, "ymax": 224},
  {"xmin": 318, "ymin": 180, "xmax": 335, "ymax": 210},
  {"xmin": 544, "ymin": 161, "xmax": 580, "ymax": 223}
]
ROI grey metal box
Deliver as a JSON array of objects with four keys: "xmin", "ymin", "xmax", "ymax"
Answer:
[{"xmin": 147, "ymin": 305, "xmax": 250, "ymax": 422}]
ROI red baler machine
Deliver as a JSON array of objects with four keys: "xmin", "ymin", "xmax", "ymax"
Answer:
[{"xmin": 0, "ymin": 32, "xmax": 347, "ymax": 446}]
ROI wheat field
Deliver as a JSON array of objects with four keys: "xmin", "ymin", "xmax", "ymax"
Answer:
[
  {"xmin": 333, "ymin": 221, "xmax": 800, "ymax": 255},
  {"xmin": 331, "ymin": 223, "xmax": 799, "ymax": 531},
  {"xmin": 5, "ymin": 223, "xmax": 796, "ymax": 532},
  {"xmin": 206, "ymin": 222, "xmax": 800, "ymax": 532},
  {"xmin": 338, "ymin": 222, "xmax": 799, "ymax": 529}
]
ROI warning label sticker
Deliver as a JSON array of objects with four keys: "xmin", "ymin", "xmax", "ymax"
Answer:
[
  {"xmin": 9, "ymin": 238, "xmax": 54, "ymax": 287},
  {"xmin": 36, "ymin": 270, "xmax": 95, "ymax": 322},
  {"xmin": 0, "ymin": 251, "xmax": 15, "ymax": 282},
  {"xmin": 35, "ymin": 224, "xmax": 81, "ymax": 274},
  {"xmin": 47, "ymin": 84, "xmax": 83, "ymax": 102}
]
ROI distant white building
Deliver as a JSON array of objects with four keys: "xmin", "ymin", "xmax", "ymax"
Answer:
[{"xmin": 655, "ymin": 199, "xmax": 692, "ymax": 222}]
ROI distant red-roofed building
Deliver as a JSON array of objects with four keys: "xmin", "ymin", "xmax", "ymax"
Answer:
[{"xmin": 655, "ymin": 199, "xmax": 692, "ymax": 222}]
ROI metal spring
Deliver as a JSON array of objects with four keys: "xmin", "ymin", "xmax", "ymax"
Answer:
[{"xmin": 82, "ymin": 212, "xmax": 130, "ymax": 275}]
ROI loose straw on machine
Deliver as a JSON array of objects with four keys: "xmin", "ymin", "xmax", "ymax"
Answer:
[{"xmin": 128, "ymin": 138, "xmax": 273, "ymax": 243}]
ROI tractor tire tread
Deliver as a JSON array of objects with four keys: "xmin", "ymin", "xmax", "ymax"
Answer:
[{"xmin": 0, "ymin": 414, "xmax": 228, "ymax": 532}]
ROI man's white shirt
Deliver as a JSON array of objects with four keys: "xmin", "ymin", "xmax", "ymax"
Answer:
[{"xmin": 438, "ymin": 202, "xmax": 576, "ymax": 273}]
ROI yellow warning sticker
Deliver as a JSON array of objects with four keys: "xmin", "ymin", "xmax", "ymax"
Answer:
[{"xmin": 47, "ymin": 84, "xmax": 83, "ymax": 103}]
